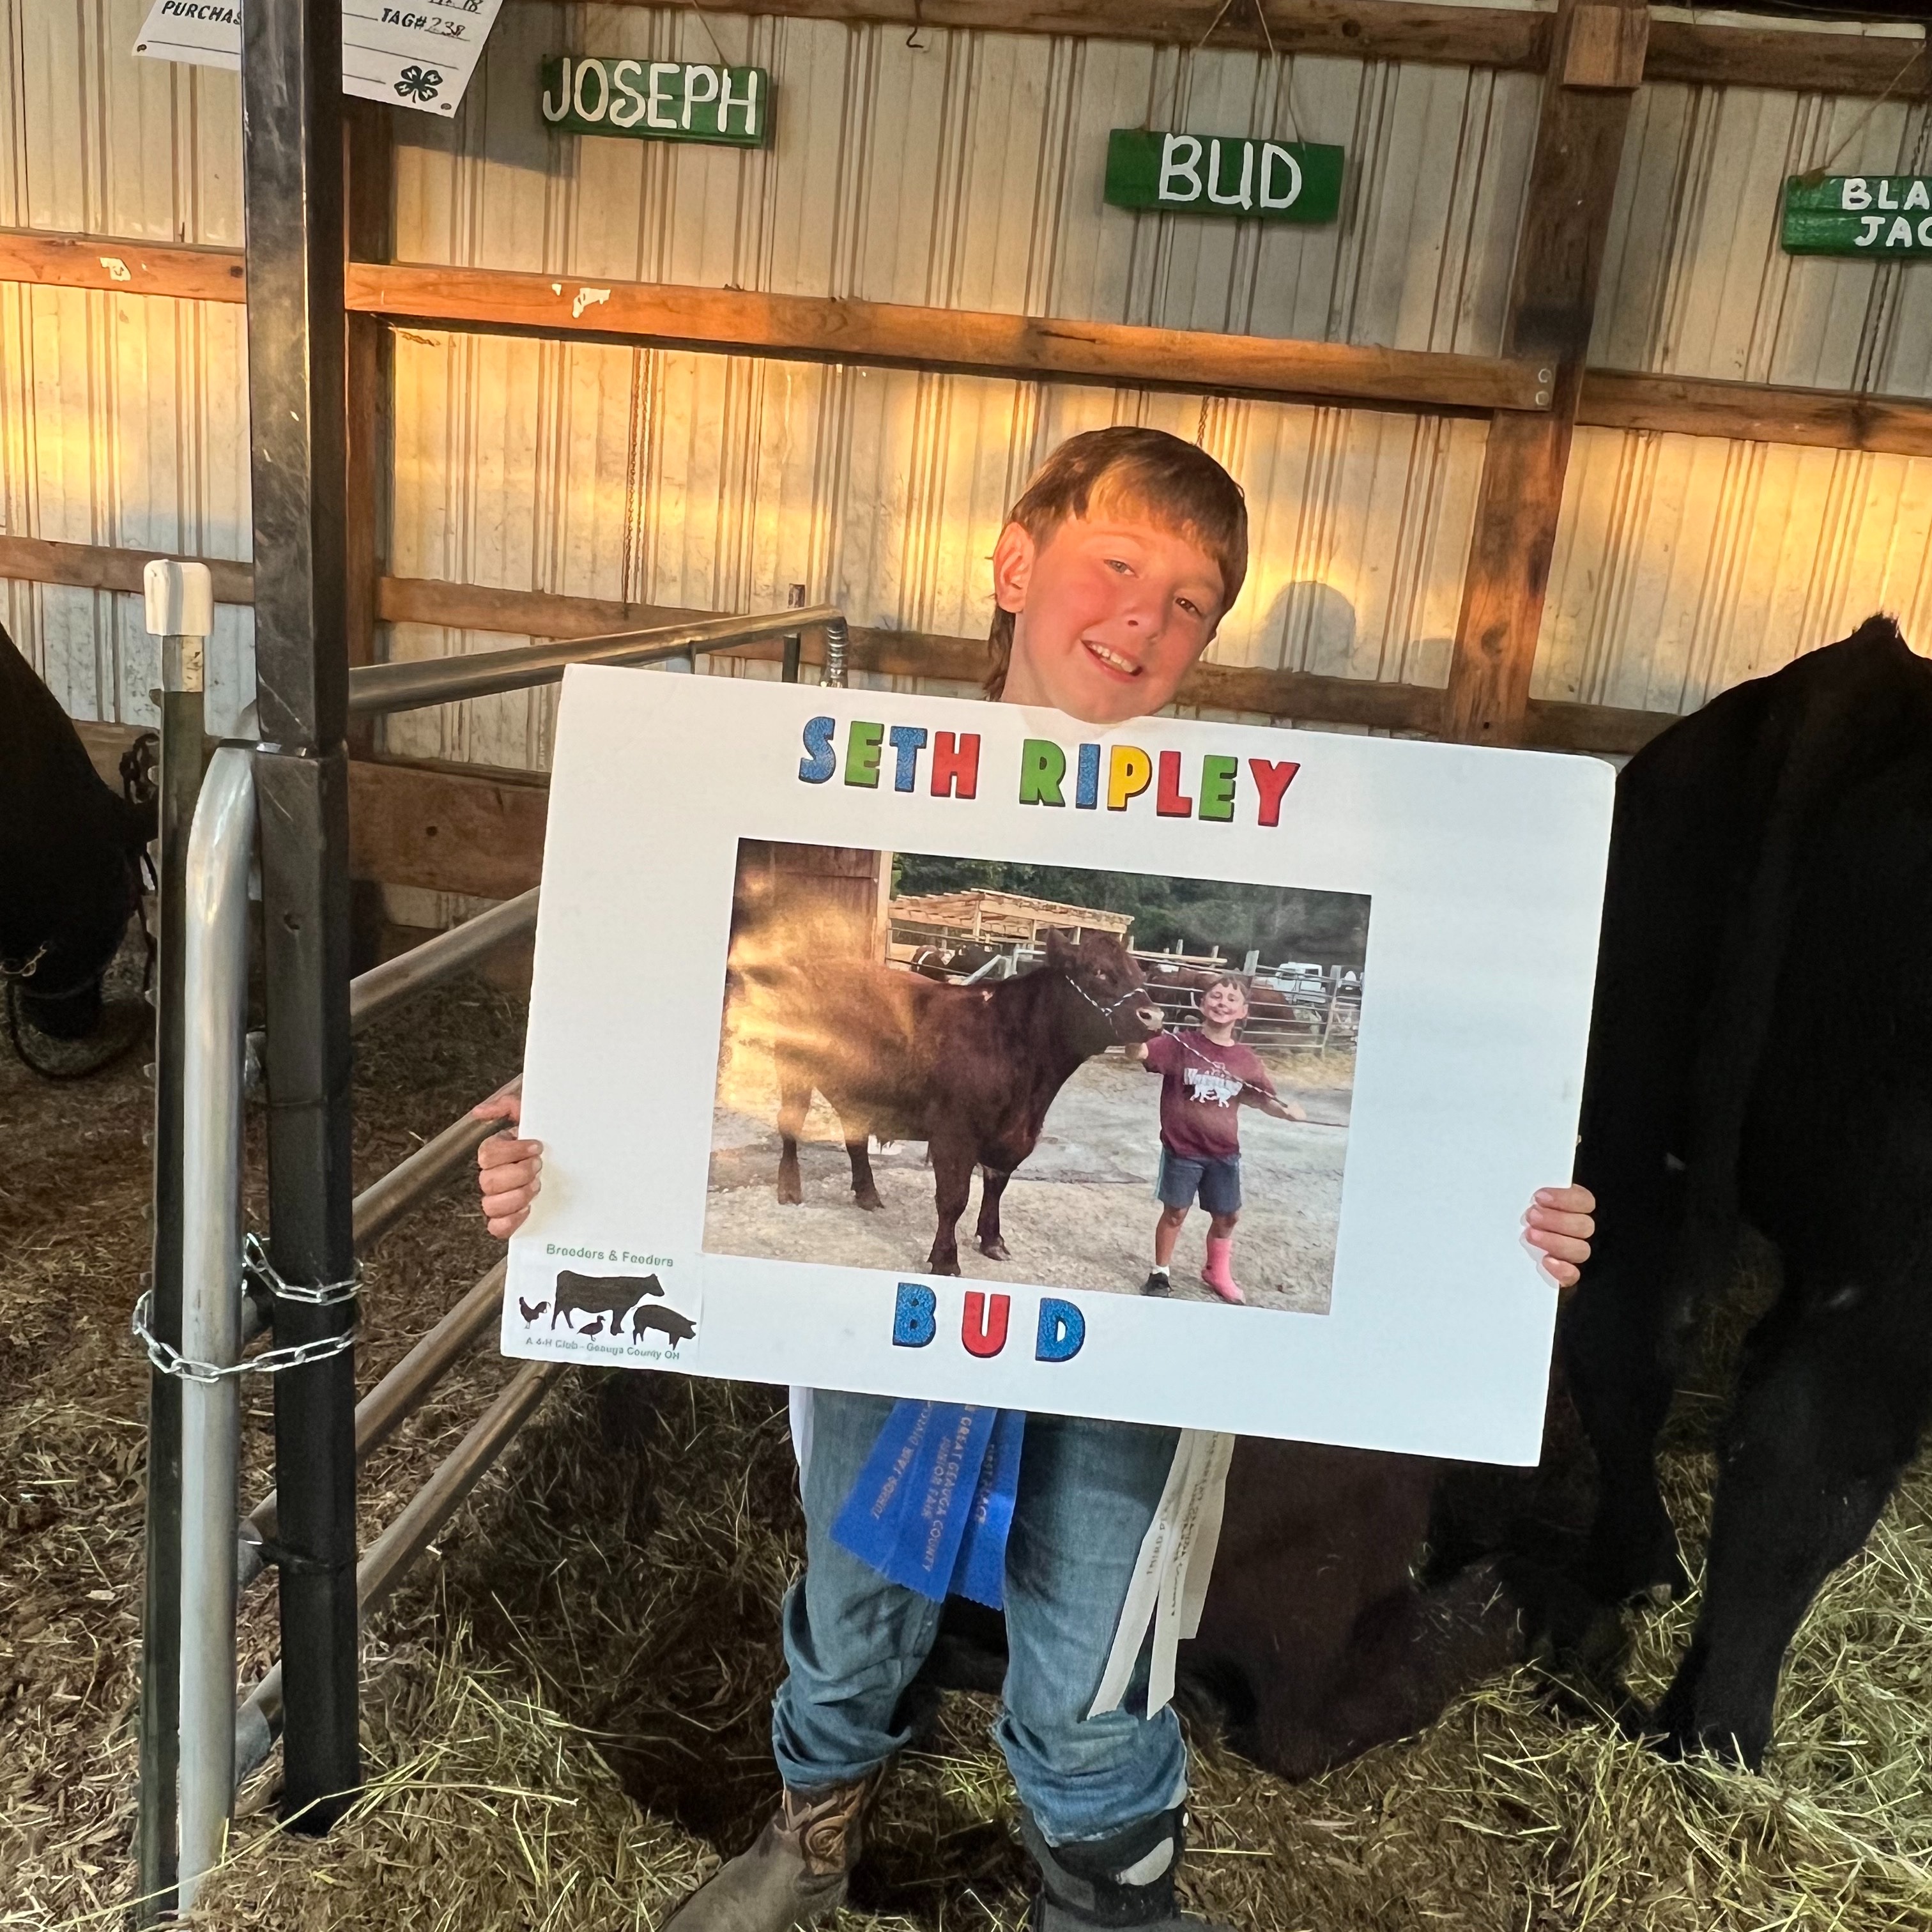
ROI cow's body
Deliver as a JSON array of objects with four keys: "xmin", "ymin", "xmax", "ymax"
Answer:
[
  {"xmin": 1150, "ymin": 622, "xmax": 1932, "ymax": 1779},
  {"xmin": 551, "ymin": 1269, "xmax": 666, "ymax": 1331},
  {"xmin": 1558, "ymin": 617, "xmax": 1932, "ymax": 1764},
  {"xmin": 0, "ymin": 623, "xmax": 152, "ymax": 1041},
  {"xmin": 744, "ymin": 930, "xmax": 1162, "ymax": 1273}
]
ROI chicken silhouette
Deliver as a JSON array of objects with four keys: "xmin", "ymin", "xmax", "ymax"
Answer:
[{"xmin": 518, "ymin": 1297, "xmax": 548, "ymax": 1323}]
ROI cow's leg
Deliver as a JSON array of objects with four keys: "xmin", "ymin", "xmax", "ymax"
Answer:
[
  {"xmin": 776, "ymin": 1063, "xmax": 809, "ymax": 1206},
  {"xmin": 1560, "ymin": 1209, "xmax": 1695, "ymax": 1609},
  {"xmin": 976, "ymin": 1167, "xmax": 1012, "ymax": 1261},
  {"xmin": 926, "ymin": 1138, "xmax": 974, "ymax": 1276},
  {"xmin": 845, "ymin": 1133, "xmax": 885, "ymax": 1211},
  {"xmin": 1650, "ymin": 1278, "xmax": 1930, "ymax": 1767}
]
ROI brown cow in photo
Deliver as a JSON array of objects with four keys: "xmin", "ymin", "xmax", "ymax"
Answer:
[{"xmin": 735, "ymin": 930, "xmax": 1163, "ymax": 1274}]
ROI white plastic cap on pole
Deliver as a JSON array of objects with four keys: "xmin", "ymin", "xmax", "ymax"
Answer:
[{"xmin": 143, "ymin": 558, "xmax": 216, "ymax": 640}]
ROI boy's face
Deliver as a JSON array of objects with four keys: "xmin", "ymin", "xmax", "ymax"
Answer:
[
  {"xmin": 1200, "ymin": 981, "xmax": 1248, "ymax": 1028},
  {"xmin": 993, "ymin": 510, "xmax": 1229, "ymax": 724}
]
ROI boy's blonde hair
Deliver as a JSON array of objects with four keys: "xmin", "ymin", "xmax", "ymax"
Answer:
[{"xmin": 985, "ymin": 427, "xmax": 1249, "ymax": 700}]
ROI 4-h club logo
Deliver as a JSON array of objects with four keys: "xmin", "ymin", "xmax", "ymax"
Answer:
[{"xmin": 395, "ymin": 65, "xmax": 443, "ymax": 103}]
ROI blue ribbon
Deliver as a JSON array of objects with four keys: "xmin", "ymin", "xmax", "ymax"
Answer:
[{"xmin": 831, "ymin": 1399, "xmax": 1025, "ymax": 1609}]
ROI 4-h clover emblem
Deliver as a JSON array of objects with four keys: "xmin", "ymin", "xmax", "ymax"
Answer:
[{"xmin": 395, "ymin": 65, "xmax": 443, "ymax": 102}]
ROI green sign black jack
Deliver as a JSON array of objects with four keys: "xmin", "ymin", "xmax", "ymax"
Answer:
[{"xmin": 1782, "ymin": 176, "xmax": 1932, "ymax": 257}]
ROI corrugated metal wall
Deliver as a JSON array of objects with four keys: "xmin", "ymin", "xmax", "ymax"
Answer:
[
  {"xmin": 3, "ymin": 1, "xmax": 1929, "ymax": 774},
  {"xmin": 0, "ymin": 0, "xmax": 256, "ymax": 733},
  {"xmin": 381, "ymin": 1, "xmax": 1536, "ymax": 767},
  {"xmin": 1545, "ymin": 52, "xmax": 1932, "ymax": 713}
]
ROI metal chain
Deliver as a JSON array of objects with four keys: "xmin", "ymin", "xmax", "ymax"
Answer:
[
  {"xmin": 131, "ymin": 1289, "xmax": 357, "ymax": 1384},
  {"xmin": 242, "ymin": 1230, "xmax": 362, "ymax": 1308}
]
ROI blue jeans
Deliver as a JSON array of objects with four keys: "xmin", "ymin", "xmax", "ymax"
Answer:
[{"xmin": 772, "ymin": 1391, "xmax": 1186, "ymax": 1844}]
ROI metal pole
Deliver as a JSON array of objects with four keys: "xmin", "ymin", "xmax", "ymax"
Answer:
[
  {"xmin": 351, "ymin": 1078, "xmax": 519, "ymax": 1250},
  {"xmin": 134, "ymin": 560, "xmax": 214, "ymax": 1924},
  {"xmin": 175, "ymin": 747, "xmax": 255, "ymax": 1915},
  {"xmin": 781, "ymin": 581, "xmax": 806, "ymax": 683},
  {"xmin": 348, "ymin": 889, "xmax": 538, "ymax": 1034},
  {"xmin": 241, "ymin": 0, "xmax": 360, "ymax": 1832},
  {"xmin": 345, "ymin": 604, "xmax": 841, "ymax": 716}
]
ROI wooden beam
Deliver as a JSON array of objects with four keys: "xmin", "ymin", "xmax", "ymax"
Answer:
[
  {"xmin": 1445, "ymin": 0, "xmax": 1648, "ymax": 748},
  {"xmin": 506, "ymin": 0, "xmax": 1931, "ymax": 99},
  {"xmin": 348, "ymin": 753, "xmax": 551, "ymax": 899},
  {"xmin": 0, "ymin": 534, "xmax": 1689, "ymax": 756},
  {"xmin": 17, "ymin": 227, "xmax": 1932, "ymax": 456},
  {"xmin": 344, "ymin": 262, "xmax": 1550, "ymax": 415},
  {"xmin": 1578, "ymin": 369, "xmax": 1932, "ymax": 458},
  {"xmin": 1522, "ymin": 694, "xmax": 1673, "ymax": 756},
  {"xmin": 1643, "ymin": 17, "xmax": 1929, "ymax": 98},
  {"xmin": 0, "ymin": 227, "xmax": 245, "ymax": 302},
  {"xmin": 0, "ymin": 533, "xmax": 255, "ymax": 602},
  {"xmin": 504, "ymin": 0, "xmax": 1551, "ymax": 69}
]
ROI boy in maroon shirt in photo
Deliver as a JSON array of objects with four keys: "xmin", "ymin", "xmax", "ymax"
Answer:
[{"xmin": 1132, "ymin": 974, "xmax": 1305, "ymax": 1304}]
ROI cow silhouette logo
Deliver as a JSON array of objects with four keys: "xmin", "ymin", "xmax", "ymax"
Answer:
[
  {"xmin": 551, "ymin": 1269, "xmax": 666, "ymax": 1331},
  {"xmin": 546, "ymin": 1269, "xmax": 696, "ymax": 1352}
]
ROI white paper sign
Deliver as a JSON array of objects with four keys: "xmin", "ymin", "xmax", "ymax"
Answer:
[
  {"xmin": 502, "ymin": 670, "xmax": 1613, "ymax": 1466},
  {"xmin": 134, "ymin": 0, "xmax": 504, "ymax": 117}
]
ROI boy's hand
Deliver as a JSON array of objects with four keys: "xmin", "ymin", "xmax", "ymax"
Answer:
[
  {"xmin": 475, "ymin": 1090, "xmax": 544, "ymax": 1239},
  {"xmin": 1526, "ymin": 1185, "xmax": 1594, "ymax": 1290},
  {"xmin": 1262, "ymin": 1096, "xmax": 1306, "ymax": 1121},
  {"xmin": 1123, "ymin": 1040, "xmax": 1150, "ymax": 1062}
]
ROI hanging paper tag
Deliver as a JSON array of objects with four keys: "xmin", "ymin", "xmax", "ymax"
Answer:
[
  {"xmin": 1088, "ymin": 1430, "xmax": 1235, "ymax": 1719},
  {"xmin": 949, "ymin": 1408, "xmax": 1027, "ymax": 1609},
  {"xmin": 831, "ymin": 1399, "xmax": 999, "ymax": 1602}
]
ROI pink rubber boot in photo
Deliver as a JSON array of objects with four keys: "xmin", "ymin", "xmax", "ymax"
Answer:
[{"xmin": 1201, "ymin": 1236, "xmax": 1245, "ymax": 1305}]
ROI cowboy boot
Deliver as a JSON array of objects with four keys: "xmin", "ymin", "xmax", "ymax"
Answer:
[
  {"xmin": 664, "ymin": 1773, "xmax": 879, "ymax": 1932},
  {"xmin": 1021, "ymin": 1806, "xmax": 1236, "ymax": 1932}
]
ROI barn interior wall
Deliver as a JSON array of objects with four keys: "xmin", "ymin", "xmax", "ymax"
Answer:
[{"xmin": 3, "ymin": 1, "xmax": 1931, "ymax": 792}]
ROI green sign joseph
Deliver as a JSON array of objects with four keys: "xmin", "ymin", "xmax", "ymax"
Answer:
[
  {"xmin": 1782, "ymin": 176, "xmax": 1932, "ymax": 257},
  {"xmin": 541, "ymin": 56, "xmax": 770, "ymax": 146},
  {"xmin": 1105, "ymin": 129, "xmax": 1343, "ymax": 222}
]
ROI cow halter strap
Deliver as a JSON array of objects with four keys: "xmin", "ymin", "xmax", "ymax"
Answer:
[{"xmin": 1057, "ymin": 970, "xmax": 1151, "ymax": 1020}]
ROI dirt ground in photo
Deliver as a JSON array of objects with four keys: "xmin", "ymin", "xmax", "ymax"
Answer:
[{"xmin": 705, "ymin": 1046, "xmax": 1350, "ymax": 1314}]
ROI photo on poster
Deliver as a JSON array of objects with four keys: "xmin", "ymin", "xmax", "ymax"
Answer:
[{"xmin": 705, "ymin": 840, "xmax": 1368, "ymax": 1315}]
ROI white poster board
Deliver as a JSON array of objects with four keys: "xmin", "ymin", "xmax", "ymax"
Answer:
[
  {"xmin": 503, "ymin": 669, "xmax": 1612, "ymax": 1466},
  {"xmin": 134, "ymin": 0, "xmax": 504, "ymax": 117}
]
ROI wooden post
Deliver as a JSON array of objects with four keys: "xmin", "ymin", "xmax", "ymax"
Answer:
[{"xmin": 1443, "ymin": 0, "xmax": 1648, "ymax": 746}]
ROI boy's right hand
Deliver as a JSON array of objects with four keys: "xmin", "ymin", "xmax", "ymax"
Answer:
[{"xmin": 475, "ymin": 1090, "xmax": 544, "ymax": 1239}]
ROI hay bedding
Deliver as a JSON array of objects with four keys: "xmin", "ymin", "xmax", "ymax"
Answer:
[{"xmin": 3, "ymin": 986, "xmax": 1929, "ymax": 1931}]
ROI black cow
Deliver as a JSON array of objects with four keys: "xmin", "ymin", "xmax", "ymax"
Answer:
[
  {"xmin": 1096, "ymin": 621, "xmax": 1932, "ymax": 1781},
  {"xmin": 551, "ymin": 1269, "xmax": 666, "ymax": 1332},
  {"xmin": 0, "ymin": 622, "xmax": 153, "ymax": 1046},
  {"xmin": 1553, "ymin": 616, "xmax": 1932, "ymax": 1765}
]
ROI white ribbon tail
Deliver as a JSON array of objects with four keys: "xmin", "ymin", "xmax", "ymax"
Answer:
[{"xmin": 1088, "ymin": 1429, "xmax": 1235, "ymax": 1720}]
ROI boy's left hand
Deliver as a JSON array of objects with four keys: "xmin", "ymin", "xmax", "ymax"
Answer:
[{"xmin": 1526, "ymin": 1185, "xmax": 1595, "ymax": 1289}]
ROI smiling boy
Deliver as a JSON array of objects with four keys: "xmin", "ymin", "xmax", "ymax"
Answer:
[
  {"xmin": 475, "ymin": 427, "xmax": 1597, "ymax": 1932},
  {"xmin": 1133, "ymin": 974, "xmax": 1305, "ymax": 1305}
]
